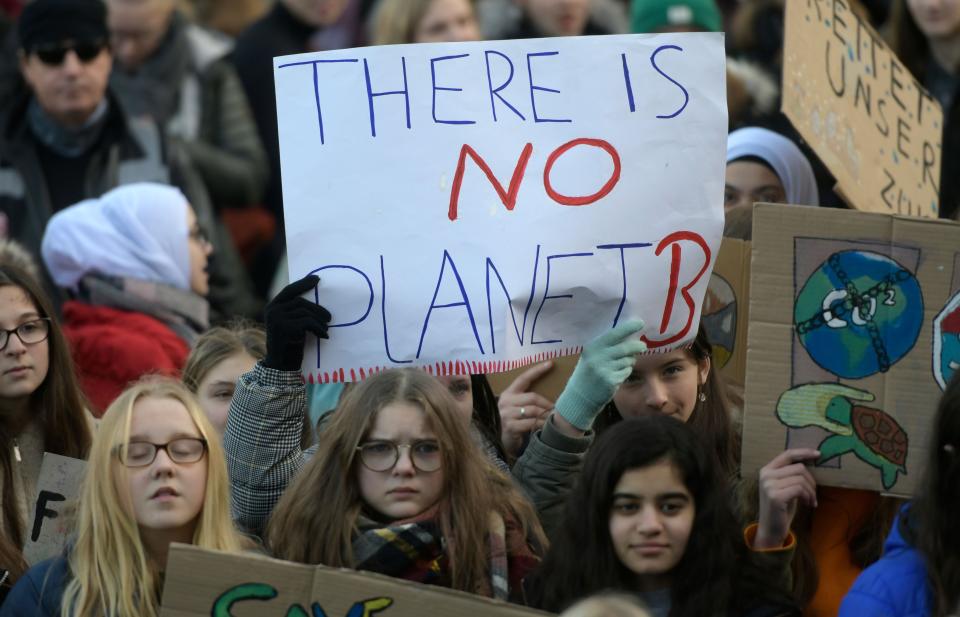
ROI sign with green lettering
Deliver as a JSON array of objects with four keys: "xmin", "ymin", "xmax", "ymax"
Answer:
[{"xmin": 160, "ymin": 544, "xmax": 547, "ymax": 617}]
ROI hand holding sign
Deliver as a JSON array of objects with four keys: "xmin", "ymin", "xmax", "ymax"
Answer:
[
  {"xmin": 263, "ymin": 276, "xmax": 332, "ymax": 372},
  {"xmin": 498, "ymin": 361, "xmax": 555, "ymax": 458},
  {"xmin": 553, "ymin": 319, "xmax": 646, "ymax": 431},
  {"xmin": 754, "ymin": 448, "xmax": 820, "ymax": 550}
]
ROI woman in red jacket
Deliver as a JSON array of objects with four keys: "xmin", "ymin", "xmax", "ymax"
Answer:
[{"xmin": 40, "ymin": 182, "xmax": 213, "ymax": 414}]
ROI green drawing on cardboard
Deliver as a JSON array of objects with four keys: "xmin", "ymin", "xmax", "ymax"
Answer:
[{"xmin": 776, "ymin": 383, "xmax": 908, "ymax": 489}]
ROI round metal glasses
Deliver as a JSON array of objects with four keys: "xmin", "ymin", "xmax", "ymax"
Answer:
[{"xmin": 356, "ymin": 440, "xmax": 442, "ymax": 472}]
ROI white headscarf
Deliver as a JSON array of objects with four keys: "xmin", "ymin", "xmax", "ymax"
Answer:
[
  {"xmin": 726, "ymin": 127, "xmax": 820, "ymax": 206},
  {"xmin": 42, "ymin": 183, "xmax": 192, "ymax": 292}
]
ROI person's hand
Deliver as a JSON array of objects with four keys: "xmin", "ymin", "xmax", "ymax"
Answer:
[
  {"xmin": 498, "ymin": 362, "xmax": 554, "ymax": 459},
  {"xmin": 263, "ymin": 275, "xmax": 332, "ymax": 371},
  {"xmin": 553, "ymin": 320, "xmax": 646, "ymax": 431},
  {"xmin": 754, "ymin": 448, "xmax": 819, "ymax": 549}
]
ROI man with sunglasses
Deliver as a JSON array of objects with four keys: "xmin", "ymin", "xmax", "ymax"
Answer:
[{"xmin": 0, "ymin": 0, "xmax": 260, "ymax": 320}]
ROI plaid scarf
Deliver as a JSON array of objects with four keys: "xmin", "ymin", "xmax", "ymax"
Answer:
[{"xmin": 351, "ymin": 507, "xmax": 517, "ymax": 600}]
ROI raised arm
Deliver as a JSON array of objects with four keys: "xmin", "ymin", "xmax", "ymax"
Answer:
[{"xmin": 223, "ymin": 275, "xmax": 331, "ymax": 536}]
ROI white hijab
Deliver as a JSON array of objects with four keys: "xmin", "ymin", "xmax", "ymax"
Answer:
[
  {"xmin": 726, "ymin": 127, "xmax": 820, "ymax": 206},
  {"xmin": 42, "ymin": 183, "xmax": 192, "ymax": 292}
]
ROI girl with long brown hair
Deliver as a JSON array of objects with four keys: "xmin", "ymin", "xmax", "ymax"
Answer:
[
  {"xmin": 265, "ymin": 368, "xmax": 544, "ymax": 600},
  {"xmin": 0, "ymin": 264, "xmax": 92, "ymax": 600},
  {"xmin": 223, "ymin": 277, "xmax": 544, "ymax": 599}
]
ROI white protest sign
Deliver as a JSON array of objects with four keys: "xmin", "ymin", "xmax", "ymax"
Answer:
[
  {"xmin": 275, "ymin": 34, "xmax": 727, "ymax": 383},
  {"xmin": 23, "ymin": 453, "xmax": 86, "ymax": 565}
]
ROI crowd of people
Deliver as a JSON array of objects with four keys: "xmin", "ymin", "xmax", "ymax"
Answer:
[{"xmin": 0, "ymin": 0, "xmax": 957, "ymax": 616}]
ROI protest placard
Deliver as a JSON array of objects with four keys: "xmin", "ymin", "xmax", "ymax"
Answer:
[
  {"xmin": 741, "ymin": 204, "xmax": 960, "ymax": 495},
  {"xmin": 22, "ymin": 453, "xmax": 86, "ymax": 565},
  {"xmin": 705, "ymin": 238, "xmax": 750, "ymax": 387},
  {"xmin": 160, "ymin": 544, "xmax": 548, "ymax": 617},
  {"xmin": 486, "ymin": 353, "xmax": 578, "ymax": 402},
  {"xmin": 781, "ymin": 0, "xmax": 942, "ymax": 217},
  {"xmin": 273, "ymin": 34, "xmax": 727, "ymax": 382}
]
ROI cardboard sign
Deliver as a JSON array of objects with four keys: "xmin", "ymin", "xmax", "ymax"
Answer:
[
  {"xmin": 782, "ymin": 0, "xmax": 942, "ymax": 217},
  {"xmin": 22, "ymin": 453, "xmax": 86, "ymax": 565},
  {"xmin": 486, "ymin": 354, "xmax": 579, "ymax": 402},
  {"xmin": 160, "ymin": 544, "xmax": 548, "ymax": 617},
  {"xmin": 741, "ymin": 203, "xmax": 960, "ymax": 495},
  {"xmin": 274, "ymin": 34, "xmax": 727, "ymax": 383},
  {"xmin": 705, "ymin": 238, "xmax": 751, "ymax": 387}
]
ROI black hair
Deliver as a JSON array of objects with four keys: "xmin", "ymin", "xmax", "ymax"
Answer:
[
  {"xmin": 470, "ymin": 374, "xmax": 507, "ymax": 462},
  {"xmin": 526, "ymin": 415, "xmax": 795, "ymax": 615}
]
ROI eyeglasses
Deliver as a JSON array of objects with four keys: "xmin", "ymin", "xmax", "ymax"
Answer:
[
  {"xmin": 0, "ymin": 318, "xmax": 51, "ymax": 352},
  {"xmin": 356, "ymin": 440, "xmax": 442, "ymax": 472},
  {"xmin": 31, "ymin": 40, "xmax": 107, "ymax": 66},
  {"xmin": 116, "ymin": 438, "xmax": 207, "ymax": 468}
]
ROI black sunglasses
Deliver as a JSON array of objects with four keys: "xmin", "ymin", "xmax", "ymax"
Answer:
[{"xmin": 32, "ymin": 40, "xmax": 106, "ymax": 66}]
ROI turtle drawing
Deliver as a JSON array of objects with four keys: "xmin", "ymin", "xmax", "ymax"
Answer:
[{"xmin": 776, "ymin": 383, "xmax": 908, "ymax": 490}]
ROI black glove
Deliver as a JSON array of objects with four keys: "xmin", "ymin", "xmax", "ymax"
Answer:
[{"xmin": 263, "ymin": 275, "xmax": 332, "ymax": 371}]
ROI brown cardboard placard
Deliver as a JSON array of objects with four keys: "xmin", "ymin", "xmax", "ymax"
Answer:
[
  {"xmin": 705, "ymin": 238, "xmax": 751, "ymax": 387},
  {"xmin": 160, "ymin": 544, "xmax": 548, "ymax": 617},
  {"xmin": 22, "ymin": 453, "xmax": 86, "ymax": 565},
  {"xmin": 782, "ymin": 0, "xmax": 942, "ymax": 217},
  {"xmin": 741, "ymin": 204, "xmax": 960, "ymax": 496},
  {"xmin": 486, "ymin": 354, "xmax": 579, "ymax": 401}
]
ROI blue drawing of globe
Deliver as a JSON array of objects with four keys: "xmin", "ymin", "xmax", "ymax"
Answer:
[{"xmin": 794, "ymin": 250, "xmax": 923, "ymax": 379}]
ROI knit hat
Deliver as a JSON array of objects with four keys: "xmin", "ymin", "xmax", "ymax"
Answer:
[
  {"xmin": 17, "ymin": 0, "xmax": 108, "ymax": 52},
  {"xmin": 632, "ymin": 0, "xmax": 722, "ymax": 33}
]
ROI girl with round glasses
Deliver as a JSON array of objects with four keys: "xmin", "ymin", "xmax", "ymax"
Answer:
[
  {"xmin": 265, "ymin": 368, "xmax": 544, "ymax": 601},
  {"xmin": 1, "ymin": 376, "xmax": 250, "ymax": 617},
  {"xmin": 0, "ymin": 265, "xmax": 92, "ymax": 602}
]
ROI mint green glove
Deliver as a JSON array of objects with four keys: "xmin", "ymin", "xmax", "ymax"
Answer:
[{"xmin": 554, "ymin": 320, "xmax": 647, "ymax": 431}]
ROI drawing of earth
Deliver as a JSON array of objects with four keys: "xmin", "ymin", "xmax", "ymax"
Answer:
[
  {"xmin": 794, "ymin": 250, "xmax": 923, "ymax": 379},
  {"xmin": 703, "ymin": 273, "xmax": 736, "ymax": 369}
]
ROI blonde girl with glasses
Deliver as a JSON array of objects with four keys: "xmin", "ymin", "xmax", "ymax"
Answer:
[
  {"xmin": 265, "ymin": 368, "xmax": 545, "ymax": 602},
  {"xmin": 0, "ymin": 264, "xmax": 92, "ymax": 602},
  {"xmin": 1, "ymin": 377, "xmax": 250, "ymax": 617}
]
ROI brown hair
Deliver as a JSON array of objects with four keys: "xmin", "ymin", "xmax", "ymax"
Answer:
[
  {"xmin": 887, "ymin": 0, "xmax": 929, "ymax": 80},
  {"xmin": 265, "ymin": 368, "xmax": 543, "ymax": 594},
  {"xmin": 0, "ymin": 265, "xmax": 92, "ymax": 583}
]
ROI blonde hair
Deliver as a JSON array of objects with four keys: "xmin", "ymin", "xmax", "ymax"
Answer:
[
  {"xmin": 370, "ymin": 0, "xmax": 474, "ymax": 45},
  {"xmin": 266, "ymin": 368, "xmax": 544, "ymax": 595},
  {"xmin": 182, "ymin": 321, "xmax": 266, "ymax": 393},
  {"xmin": 61, "ymin": 377, "xmax": 248, "ymax": 617}
]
